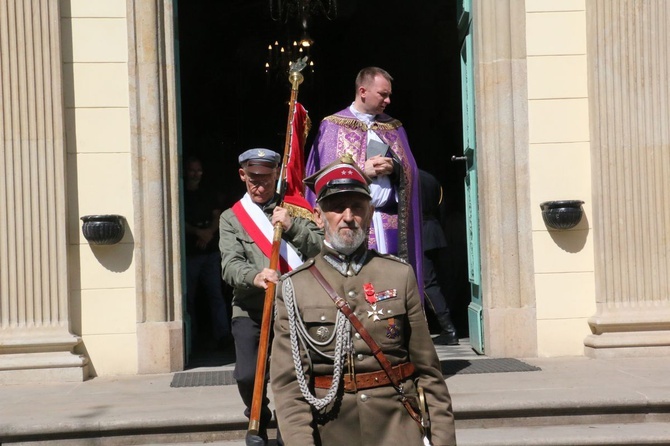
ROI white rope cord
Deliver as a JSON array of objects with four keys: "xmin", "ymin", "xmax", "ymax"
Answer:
[{"xmin": 283, "ymin": 277, "xmax": 350, "ymax": 410}]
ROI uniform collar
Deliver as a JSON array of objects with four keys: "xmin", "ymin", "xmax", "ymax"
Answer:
[
  {"xmin": 256, "ymin": 193, "xmax": 281, "ymax": 212},
  {"xmin": 322, "ymin": 243, "xmax": 368, "ymax": 276}
]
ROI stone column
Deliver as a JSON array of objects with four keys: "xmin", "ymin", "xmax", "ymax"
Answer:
[
  {"xmin": 585, "ymin": 0, "xmax": 670, "ymax": 357},
  {"xmin": 473, "ymin": 0, "xmax": 538, "ymax": 357},
  {"xmin": 0, "ymin": 0, "xmax": 87, "ymax": 382},
  {"xmin": 127, "ymin": 0, "xmax": 184, "ymax": 373}
]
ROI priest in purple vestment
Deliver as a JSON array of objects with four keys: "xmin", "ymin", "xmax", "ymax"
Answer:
[{"xmin": 305, "ymin": 67, "xmax": 424, "ymax": 296}]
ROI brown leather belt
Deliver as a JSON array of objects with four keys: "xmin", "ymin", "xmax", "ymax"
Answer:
[{"xmin": 314, "ymin": 362, "xmax": 415, "ymax": 392}]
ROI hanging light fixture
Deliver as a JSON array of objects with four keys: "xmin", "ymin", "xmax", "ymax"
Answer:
[
  {"xmin": 266, "ymin": 40, "xmax": 309, "ymax": 77},
  {"xmin": 264, "ymin": 0, "xmax": 337, "ymax": 80},
  {"xmin": 269, "ymin": 0, "xmax": 338, "ymax": 24}
]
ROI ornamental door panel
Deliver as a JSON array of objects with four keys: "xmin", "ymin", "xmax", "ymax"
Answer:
[{"xmin": 458, "ymin": 0, "xmax": 484, "ymax": 354}]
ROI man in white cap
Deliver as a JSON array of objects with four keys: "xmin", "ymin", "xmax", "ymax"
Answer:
[
  {"xmin": 270, "ymin": 154, "xmax": 457, "ymax": 446},
  {"xmin": 219, "ymin": 148, "xmax": 323, "ymax": 445}
]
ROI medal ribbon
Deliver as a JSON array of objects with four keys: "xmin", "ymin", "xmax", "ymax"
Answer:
[{"xmin": 363, "ymin": 283, "xmax": 376, "ymax": 305}]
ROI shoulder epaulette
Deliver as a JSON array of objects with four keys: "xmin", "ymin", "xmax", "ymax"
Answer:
[
  {"xmin": 281, "ymin": 258, "xmax": 315, "ymax": 279},
  {"xmin": 283, "ymin": 202, "xmax": 315, "ymax": 221},
  {"xmin": 377, "ymin": 252, "xmax": 408, "ymax": 264}
]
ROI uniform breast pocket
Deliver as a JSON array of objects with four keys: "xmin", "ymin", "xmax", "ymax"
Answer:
[
  {"xmin": 376, "ymin": 299, "xmax": 407, "ymax": 346},
  {"xmin": 237, "ymin": 233, "xmax": 256, "ymax": 249},
  {"xmin": 301, "ymin": 307, "xmax": 338, "ymax": 347}
]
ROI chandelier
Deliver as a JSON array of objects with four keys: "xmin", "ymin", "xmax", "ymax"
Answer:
[
  {"xmin": 265, "ymin": 40, "xmax": 314, "ymax": 79},
  {"xmin": 264, "ymin": 0, "xmax": 338, "ymax": 81},
  {"xmin": 269, "ymin": 0, "xmax": 338, "ymax": 23}
]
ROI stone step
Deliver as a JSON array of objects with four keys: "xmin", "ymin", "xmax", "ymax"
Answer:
[
  {"xmin": 5, "ymin": 385, "xmax": 668, "ymax": 445},
  {"xmin": 3, "ymin": 354, "xmax": 669, "ymax": 446},
  {"xmin": 456, "ymin": 399, "xmax": 670, "ymax": 429},
  {"xmin": 7, "ymin": 409, "xmax": 670, "ymax": 446},
  {"xmin": 14, "ymin": 422, "xmax": 670, "ymax": 446},
  {"xmin": 456, "ymin": 422, "xmax": 670, "ymax": 446}
]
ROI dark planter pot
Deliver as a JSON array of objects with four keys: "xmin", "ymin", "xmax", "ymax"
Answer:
[
  {"xmin": 81, "ymin": 215, "xmax": 125, "ymax": 245},
  {"xmin": 539, "ymin": 200, "xmax": 584, "ymax": 230}
]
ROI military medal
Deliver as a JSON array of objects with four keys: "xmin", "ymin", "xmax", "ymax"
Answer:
[
  {"xmin": 367, "ymin": 305, "xmax": 384, "ymax": 321},
  {"xmin": 363, "ymin": 282, "xmax": 384, "ymax": 322},
  {"xmin": 363, "ymin": 283, "xmax": 377, "ymax": 305},
  {"xmin": 364, "ymin": 283, "xmax": 397, "ymax": 303},
  {"xmin": 386, "ymin": 318, "xmax": 400, "ymax": 339},
  {"xmin": 363, "ymin": 283, "xmax": 383, "ymax": 321},
  {"xmin": 375, "ymin": 289, "xmax": 397, "ymax": 302}
]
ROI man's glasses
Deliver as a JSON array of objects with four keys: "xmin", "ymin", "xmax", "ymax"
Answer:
[{"xmin": 245, "ymin": 174, "xmax": 274, "ymax": 188}]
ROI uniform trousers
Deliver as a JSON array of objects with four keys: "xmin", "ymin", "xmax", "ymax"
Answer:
[
  {"xmin": 231, "ymin": 316, "xmax": 272, "ymax": 428},
  {"xmin": 423, "ymin": 247, "xmax": 452, "ymax": 319}
]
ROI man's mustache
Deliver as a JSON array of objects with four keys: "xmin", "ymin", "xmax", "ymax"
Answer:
[{"xmin": 338, "ymin": 222, "xmax": 361, "ymax": 230}]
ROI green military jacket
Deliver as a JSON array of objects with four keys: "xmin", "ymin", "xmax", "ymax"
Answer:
[
  {"xmin": 270, "ymin": 245, "xmax": 457, "ymax": 446},
  {"xmin": 219, "ymin": 196, "xmax": 323, "ymax": 319}
]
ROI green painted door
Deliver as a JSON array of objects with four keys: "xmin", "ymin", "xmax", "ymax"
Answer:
[{"xmin": 458, "ymin": 0, "xmax": 484, "ymax": 354}]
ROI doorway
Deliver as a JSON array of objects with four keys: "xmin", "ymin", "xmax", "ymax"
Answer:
[{"xmin": 176, "ymin": 0, "xmax": 472, "ymax": 362}]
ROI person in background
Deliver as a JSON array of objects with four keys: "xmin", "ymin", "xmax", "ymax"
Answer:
[
  {"xmin": 184, "ymin": 155, "xmax": 231, "ymax": 350},
  {"xmin": 271, "ymin": 155, "xmax": 457, "ymax": 446},
  {"xmin": 420, "ymin": 169, "xmax": 459, "ymax": 345},
  {"xmin": 219, "ymin": 148, "xmax": 323, "ymax": 445}
]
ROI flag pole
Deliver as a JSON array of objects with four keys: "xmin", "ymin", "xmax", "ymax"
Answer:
[{"xmin": 246, "ymin": 58, "xmax": 306, "ymax": 446}]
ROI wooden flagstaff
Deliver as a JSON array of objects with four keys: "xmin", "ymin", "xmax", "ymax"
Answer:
[{"xmin": 246, "ymin": 58, "xmax": 306, "ymax": 445}]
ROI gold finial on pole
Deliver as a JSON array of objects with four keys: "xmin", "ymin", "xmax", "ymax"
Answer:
[{"xmin": 288, "ymin": 56, "xmax": 308, "ymax": 90}]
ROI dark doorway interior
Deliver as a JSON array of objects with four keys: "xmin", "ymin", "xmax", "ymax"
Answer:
[{"xmin": 177, "ymin": 0, "xmax": 471, "ymax": 362}]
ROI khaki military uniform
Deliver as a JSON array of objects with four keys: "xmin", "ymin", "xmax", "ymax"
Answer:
[
  {"xmin": 219, "ymin": 195, "xmax": 323, "ymax": 440},
  {"xmin": 270, "ymin": 245, "xmax": 457, "ymax": 446},
  {"xmin": 219, "ymin": 197, "xmax": 323, "ymax": 319}
]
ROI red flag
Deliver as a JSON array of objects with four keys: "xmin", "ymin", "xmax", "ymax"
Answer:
[{"xmin": 282, "ymin": 102, "xmax": 313, "ymax": 216}]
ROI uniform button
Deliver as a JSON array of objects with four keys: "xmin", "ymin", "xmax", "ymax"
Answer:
[
  {"xmin": 360, "ymin": 394, "xmax": 369, "ymax": 402},
  {"xmin": 320, "ymin": 315, "xmax": 326, "ymax": 321},
  {"xmin": 348, "ymin": 291, "xmax": 356, "ymax": 298},
  {"xmin": 387, "ymin": 309, "xmax": 393, "ymax": 315},
  {"xmin": 355, "ymin": 333, "xmax": 361, "ymax": 339},
  {"xmin": 357, "ymin": 354, "xmax": 364, "ymax": 361}
]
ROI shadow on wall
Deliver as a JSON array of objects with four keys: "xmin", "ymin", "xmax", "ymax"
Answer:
[
  {"xmin": 87, "ymin": 236, "xmax": 135, "ymax": 273},
  {"xmin": 547, "ymin": 214, "xmax": 589, "ymax": 253}
]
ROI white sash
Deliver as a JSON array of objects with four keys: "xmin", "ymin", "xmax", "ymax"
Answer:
[{"xmin": 240, "ymin": 194, "xmax": 303, "ymax": 270}]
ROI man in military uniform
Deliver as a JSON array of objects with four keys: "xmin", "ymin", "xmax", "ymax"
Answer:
[
  {"xmin": 219, "ymin": 148, "xmax": 323, "ymax": 445},
  {"xmin": 270, "ymin": 155, "xmax": 457, "ymax": 445}
]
